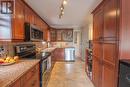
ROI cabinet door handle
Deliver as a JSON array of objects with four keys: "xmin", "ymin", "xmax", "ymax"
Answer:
[
  {"xmin": 99, "ymin": 37, "xmax": 103, "ymax": 40},
  {"xmin": 31, "ymin": 80, "xmax": 37, "ymax": 87}
]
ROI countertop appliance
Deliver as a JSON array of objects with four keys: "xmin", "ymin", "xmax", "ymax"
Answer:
[
  {"xmin": 65, "ymin": 47, "xmax": 75, "ymax": 61},
  {"xmin": 14, "ymin": 44, "xmax": 51, "ymax": 87},
  {"xmin": 119, "ymin": 60, "xmax": 130, "ymax": 87},
  {"xmin": 24, "ymin": 23, "xmax": 43, "ymax": 41}
]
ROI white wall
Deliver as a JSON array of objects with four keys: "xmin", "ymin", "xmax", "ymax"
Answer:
[
  {"xmin": 80, "ymin": 15, "xmax": 93, "ymax": 61},
  {"xmin": 81, "ymin": 25, "xmax": 89, "ymax": 61},
  {"xmin": 73, "ymin": 28, "xmax": 82, "ymax": 58}
]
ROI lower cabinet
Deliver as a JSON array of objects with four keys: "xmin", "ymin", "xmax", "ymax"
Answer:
[
  {"xmin": 51, "ymin": 50, "xmax": 56, "ymax": 68},
  {"xmin": 24, "ymin": 72, "xmax": 39, "ymax": 87},
  {"xmin": 11, "ymin": 80, "xmax": 21, "ymax": 87},
  {"xmin": 92, "ymin": 57, "xmax": 102, "ymax": 87},
  {"xmin": 101, "ymin": 62, "xmax": 116, "ymax": 87},
  {"xmin": 10, "ymin": 63, "xmax": 40, "ymax": 87},
  {"xmin": 92, "ymin": 58, "xmax": 117, "ymax": 87},
  {"xmin": 54, "ymin": 48, "xmax": 65, "ymax": 61}
]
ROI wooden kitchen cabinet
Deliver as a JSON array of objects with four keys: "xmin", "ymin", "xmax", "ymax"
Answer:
[
  {"xmin": 101, "ymin": 62, "xmax": 115, "ymax": 87},
  {"xmin": 54, "ymin": 48, "xmax": 65, "ymax": 61},
  {"xmin": 0, "ymin": 0, "xmax": 25, "ymax": 41},
  {"xmin": 49, "ymin": 29, "xmax": 73, "ymax": 42},
  {"xmin": 50, "ymin": 29, "xmax": 57, "ymax": 42},
  {"xmin": 92, "ymin": 4, "xmax": 103, "ymax": 87},
  {"xmin": 101, "ymin": 0, "xmax": 118, "ymax": 86},
  {"xmin": 92, "ymin": 0, "xmax": 118, "ymax": 87},
  {"xmin": 24, "ymin": 5, "xmax": 31, "ymax": 23},
  {"xmin": 120, "ymin": 0, "xmax": 130, "ymax": 59},
  {"xmin": 0, "ymin": 0, "xmax": 49, "ymax": 41},
  {"xmin": 103, "ymin": 0, "xmax": 117, "ymax": 39},
  {"xmin": 92, "ymin": 58, "xmax": 102, "ymax": 87},
  {"xmin": 12, "ymin": 0, "xmax": 25, "ymax": 40},
  {"xmin": 41, "ymin": 22, "xmax": 49, "ymax": 41},
  {"xmin": 43, "ymin": 28, "xmax": 49, "ymax": 41},
  {"xmin": 11, "ymin": 80, "xmax": 21, "ymax": 87},
  {"xmin": 51, "ymin": 49, "xmax": 56, "ymax": 68},
  {"xmin": 10, "ymin": 63, "xmax": 40, "ymax": 87},
  {"xmin": 30, "ymin": 11, "xmax": 35, "ymax": 25}
]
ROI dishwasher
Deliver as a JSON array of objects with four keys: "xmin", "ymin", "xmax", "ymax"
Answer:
[{"xmin": 65, "ymin": 47, "xmax": 75, "ymax": 61}]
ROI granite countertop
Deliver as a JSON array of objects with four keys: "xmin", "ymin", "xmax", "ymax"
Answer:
[
  {"xmin": 42, "ymin": 47, "xmax": 75, "ymax": 53},
  {"xmin": 42, "ymin": 47, "xmax": 56, "ymax": 53},
  {"xmin": 0, "ymin": 59, "xmax": 40, "ymax": 87}
]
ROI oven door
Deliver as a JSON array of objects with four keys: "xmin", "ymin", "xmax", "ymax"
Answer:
[{"xmin": 42, "ymin": 59, "xmax": 48, "ymax": 75}]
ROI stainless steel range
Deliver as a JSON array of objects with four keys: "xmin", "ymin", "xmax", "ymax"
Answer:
[
  {"xmin": 14, "ymin": 44, "xmax": 36, "ymax": 58},
  {"xmin": 14, "ymin": 44, "xmax": 51, "ymax": 87}
]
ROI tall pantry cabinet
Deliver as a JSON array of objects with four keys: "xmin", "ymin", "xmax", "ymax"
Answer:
[{"xmin": 92, "ymin": 0, "xmax": 119, "ymax": 87}]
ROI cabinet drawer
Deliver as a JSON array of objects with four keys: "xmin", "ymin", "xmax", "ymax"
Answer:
[
  {"xmin": 10, "ymin": 80, "xmax": 21, "ymax": 87},
  {"xmin": 21, "ymin": 64, "xmax": 39, "ymax": 86},
  {"xmin": 24, "ymin": 72, "xmax": 39, "ymax": 87}
]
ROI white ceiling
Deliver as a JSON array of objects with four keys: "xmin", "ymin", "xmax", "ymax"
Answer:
[{"xmin": 25, "ymin": 0, "xmax": 102, "ymax": 28}]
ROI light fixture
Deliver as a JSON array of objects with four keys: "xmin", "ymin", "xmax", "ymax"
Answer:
[
  {"xmin": 61, "ymin": 7, "xmax": 63, "ymax": 10},
  {"xmin": 63, "ymin": 0, "xmax": 67, "ymax": 5},
  {"xmin": 61, "ymin": 11, "xmax": 64, "ymax": 15},
  {"xmin": 60, "ymin": 5, "xmax": 64, "ymax": 10},
  {"xmin": 59, "ymin": 0, "xmax": 67, "ymax": 19}
]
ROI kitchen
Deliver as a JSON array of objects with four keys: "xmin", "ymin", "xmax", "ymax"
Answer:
[{"xmin": 0, "ymin": 0, "xmax": 130, "ymax": 87}]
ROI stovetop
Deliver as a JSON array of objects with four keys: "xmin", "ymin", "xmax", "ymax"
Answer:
[{"xmin": 36, "ymin": 52, "xmax": 51, "ymax": 61}]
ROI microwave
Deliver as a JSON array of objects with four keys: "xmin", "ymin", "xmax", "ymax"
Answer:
[{"xmin": 24, "ymin": 23, "xmax": 43, "ymax": 41}]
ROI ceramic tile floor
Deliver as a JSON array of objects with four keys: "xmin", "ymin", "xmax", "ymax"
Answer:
[{"xmin": 47, "ymin": 59, "xmax": 94, "ymax": 87}]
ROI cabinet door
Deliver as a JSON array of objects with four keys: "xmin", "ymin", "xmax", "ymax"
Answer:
[
  {"xmin": 93, "ymin": 43, "xmax": 102, "ymax": 60},
  {"xmin": 42, "ymin": 23, "xmax": 48, "ymax": 41},
  {"xmin": 92, "ymin": 5, "xmax": 103, "ymax": 87},
  {"xmin": 12, "ymin": 0, "xmax": 24, "ymax": 40},
  {"xmin": 50, "ymin": 29, "xmax": 56, "ymax": 42},
  {"xmin": 10, "ymin": 80, "xmax": 21, "ymax": 87},
  {"xmin": 103, "ymin": 0, "xmax": 117, "ymax": 39},
  {"xmin": 120, "ymin": 0, "xmax": 130, "ymax": 59},
  {"xmin": 92, "ymin": 58, "xmax": 102, "ymax": 87},
  {"xmin": 102, "ymin": 62, "xmax": 115, "ymax": 87},
  {"xmin": 24, "ymin": 5, "xmax": 31, "ymax": 23},
  {"xmin": 93, "ymin": 7, "xmax": 103, "ymax": 41},
  {"xmin": 103, "ymin": 43, "xmax": 117, "ymax": 65},
  {"xmin": 54, "ymin": 48, "xmax": 65, "ymax": 61},
  {"xmin": 56, "ymin": 30, "xmax": 63, "ymax": 41},
  {"xmin": 30, "ymin": 10, "xmax": 35, "ymax": 24}
]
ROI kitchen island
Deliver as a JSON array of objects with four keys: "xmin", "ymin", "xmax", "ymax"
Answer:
[{"xmin": 0, "ymin": 59, "xmax": 40, "ymax": 87}]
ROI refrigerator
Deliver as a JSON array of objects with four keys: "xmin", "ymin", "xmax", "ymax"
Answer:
[{"xmin": 65, "ymin": 47, "xmax": 75, "ymax": 61}]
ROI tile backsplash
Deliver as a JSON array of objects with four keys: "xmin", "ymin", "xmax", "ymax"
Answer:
[
  {"xmin": 0, "ymin": 41, "xmax": 47, "ymax": 58},
  {"xmin": 50, "ymin": 42, "xmax": 74, "ymax": 48}
]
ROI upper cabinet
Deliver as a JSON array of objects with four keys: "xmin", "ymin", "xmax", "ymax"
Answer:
[
  {"xmin": 24, "ymin": 5, "xmax": 49, "ymax": 41},
  {"xmin": 103, "ymin": 0, "xmax": 117, "ymax": 39},
  {"xmin": 49, "ymin": 29, "xmax": 73, "ymax": 42},
  {"xmin": 0, "ymin": 0, "xmax": 25, "ymax": 41},
  {"xmin": 93, "ymin": 6, "xmax": 103, "ymax": 41},
  {"xmin": 12, "ymin": 0, "xmax": 25, "ymax": 40},
  {"xmin": 50, "ymin": 29, "xmax": 57, "ymax": 42},
  {"xmin": 0, "ymin": 0, "xmax": 49, "ymax": 42}
]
